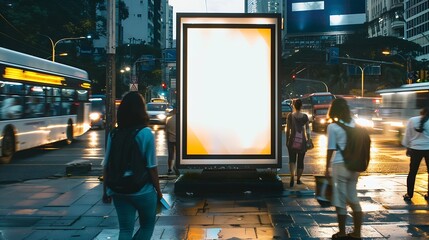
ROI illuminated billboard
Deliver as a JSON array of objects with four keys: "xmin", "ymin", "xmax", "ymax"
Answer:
[
  {"xmin": 287, "ymin": 0, "xmax": 366, "ymax": 36},
  {"xmin": 177, "ymin": 13, "xmax": 281, "ymax": 168}
]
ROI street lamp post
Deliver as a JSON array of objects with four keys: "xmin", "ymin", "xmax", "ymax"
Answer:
[
  {"xmin": 343, "ymin": 63, "xmax": 376, "ymax": 97},
  {"xmin": 41, "ymin": 35, "xmax": 87, "ymax": 62}
]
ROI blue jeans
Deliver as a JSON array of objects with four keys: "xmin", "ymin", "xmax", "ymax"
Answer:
[{"xmin": 112, "ymin": 190, "xmax": 157, "ymax": 240}]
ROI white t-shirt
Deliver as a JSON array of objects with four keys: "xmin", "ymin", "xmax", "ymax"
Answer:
[
  {"xmin": 327, "ymin": 120, "xmax": 357, "ymax": 164},
  {"xmin": 402, "ymin": 115, "xmax": 429, "ymax": 150}
]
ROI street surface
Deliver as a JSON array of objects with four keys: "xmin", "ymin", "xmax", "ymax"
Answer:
[{"xmin": 0, "ymin": 126, "xmax": 424, "ymax": 183}]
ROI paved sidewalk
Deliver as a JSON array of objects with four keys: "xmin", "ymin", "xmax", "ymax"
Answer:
[{"xmin": 0, "ymin": 174, "xmax": 428, "ymax": 239}]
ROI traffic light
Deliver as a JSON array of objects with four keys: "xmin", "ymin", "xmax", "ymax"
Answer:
[{"xmin": 161, "ymin": 82, "xmax": 167, "ymax": 90}]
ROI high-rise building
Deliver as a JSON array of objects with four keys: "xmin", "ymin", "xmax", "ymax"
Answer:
[
  {"xmin": 404, "ymin": 0, "xmax": 429, "ymax": 60},
  {"xmin": 367, "ymin": 0, "xmax": 405, "ymax": 38},
  {"xmin": 161, "ymin": 1, "xmax": 174, "ymax": 49},
  {"xmin": 93, "ymin": 0, "xmax": 169, "ymax": 51}
]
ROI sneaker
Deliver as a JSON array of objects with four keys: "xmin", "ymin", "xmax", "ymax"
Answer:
[
  {"xmin": 297, "ymin": 180, "xmax": 302, "ymax": 185},
  {"xmin": 167, "ymin": 169, "xmax": 173, "ymax": 175}
]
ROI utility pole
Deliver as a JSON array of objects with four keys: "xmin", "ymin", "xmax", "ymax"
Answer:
[{"xmin": 105, "ymin": 0, "xmax": 116, "ymax": 141}]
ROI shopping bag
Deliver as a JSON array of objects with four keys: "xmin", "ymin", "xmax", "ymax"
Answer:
[{"xmin": 315, "ymin": 175, "xmax": 332, "ymax": 207}]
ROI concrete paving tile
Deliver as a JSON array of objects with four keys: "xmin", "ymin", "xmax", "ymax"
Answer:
[
  {"xmin": 188, "ymin": 227, "xmax": 257, "ymax": 239},
  {"xmin": 269, "ymin": 214, "xmax": 294, "ymax": 227},
  {"xmin": 73, "ymin": 192, "xmax": 102, "ymax": 205},
  {"xmin": 35, "ymin": 204, "xmax": 92, "ymax": 217},
  {"xmin": 372, "ymin": 224, "xmax": 416, "ymax": 238},
  {"xmin": 13, "ymin": 199, "xmax": 52, "ymax": 208},
  {"xmin": 89, "ymin": 229, "xmax": 119, "ymax": 240},
  {"xmin": 29, "ymin": 192, "xmax": 59, "ymax": 200},
  {"xmin": 0, "ymin": 216, "xmax": 40, "ymax": 227},
  {"xmin": 284, "ymin": 226, "xmax": 310, "ymax": 238},
  {"xmin": 360, "ymin": 225, "xmax": 387, "ymax": 238},
  {"xmin": 213, "ymin": 214, "xmax": 261, "ymax": 225},
  {"xmin": 49, "ymin": 216, "xmax": 79, "ymax": 226},
  {"xmin": 259, "ymin": 214, "xmax": 271, "ymax": 225},
  {"xmin": 256, "ymin": 227, "xmax": 290, "ymax": 239},
  {"xmin": 82, "ymin": 204, "xmax": 115, "ymax": 217},
  {"xmin": 157, "ymin": 215, "xmax": 214, "ymax": 226},
  {"xmin": 306, "ymin": 226, "xmax": 337, "ymax": 238},
  {"xmin": 32, "ymin": 216, "xmax": 62, "ymax": 227},
  {"xmin": 155, "ymin": 226, "xmax": 188, "ymax": 239},
  {"xmin": 47, "ymin": 188, "xmax": 97, "ymax": 207},
  {"xmin": 207, "ymin": 206, "xmax": 265, "ymax": 214},
  {"xmin": 365, "ymin": 210, "xmax": 403, "ymax": 224},
  {"xmin": 7, "ymin": 208, "xmax": 38, "ymax": 216},
  {"xmin": 72, "ymin": 216, "xmax": 104, "ymax": 228},
  {"xmin": 98, "ymin": 215, "xmax": 119, "ymax": 228},
  {"xmin": 0, "ymin": 227, "xmax": 34, "ymax": 240},
  {"xmin": 0, "ymin": 193, "xmax": 35, "ymax": 207},
  {"xmin": 290, "ymin": 213, "xmax": 318, "ymax": 226},
  {"xmin": 397, "ymin": 210, "xmax": 429, "ymax": 225},
  {"xmin": 175, "ymin": 198, "xmax": 206, "ymax": 209},
  {"xmin": 26, "ymin": 228, "xmax": 100, "ymax": 240},
  {"xmin": 309, "ymin": 212, "xmax": 337, "ymax": 225},
  {"xmin": 268, "ymin": 205, "xmax": 305, "ymax": 214},
  {"xmin": 187, "ymin": 227, "xmax": 209, "ymax": 240}
]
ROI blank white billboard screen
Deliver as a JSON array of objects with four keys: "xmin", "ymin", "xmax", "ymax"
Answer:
[
  {"xmin": 186, "ymin": 27, "xmax": 271, "ymax": 155},
  {"xmin": 178, "ymin": 14, "xmax": 280, "ymax": 167}
]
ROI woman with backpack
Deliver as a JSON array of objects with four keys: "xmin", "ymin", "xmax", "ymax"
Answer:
[
  {"xmin": 286, "ymin": 99, "xmax": 311, "ymax": 187},
  {"xmin": 325, "ymin": 98, "xmax": 363, "ymax": 239},
  {"xmin": 402, "ymin": 107, "xmax": 429, "ymax": 201},
  {"xmin": 102, "ymin": 91, "xmax": 162, "ymax": 240}
]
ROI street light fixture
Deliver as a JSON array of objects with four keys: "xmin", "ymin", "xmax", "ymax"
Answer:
[
  {"xmin": 46, "ymin": 53, "xmax": 68, "ymax": 60},
  {"xmin": 41, "ymin": 34, "xmax": 89, "ymax": 62}
]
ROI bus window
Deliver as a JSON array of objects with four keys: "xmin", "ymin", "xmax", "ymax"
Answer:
[{"xmin": 1, "ymin": 95, "xmax": 23, "ymax": 120}]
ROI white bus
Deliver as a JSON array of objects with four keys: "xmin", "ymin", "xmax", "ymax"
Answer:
[
  {"xmin": 0, "ymin": 47, "xmax": 91, "ymax": 163},
  {"xmin": 375, "ymin": 82, "xmax": 429, "ymax": 142}
]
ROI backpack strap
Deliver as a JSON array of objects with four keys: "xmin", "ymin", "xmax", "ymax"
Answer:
[{"xmin": 335, "ymin": 121, "xmax": 347, "ymax": 152}]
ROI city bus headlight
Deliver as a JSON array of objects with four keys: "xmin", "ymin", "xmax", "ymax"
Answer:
[{"xmin": 90, "ymin": 112, "xmax": 101, "ymax": 121}]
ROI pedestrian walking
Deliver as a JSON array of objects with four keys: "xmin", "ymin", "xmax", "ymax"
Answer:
[
  {"xmin": 325, "ymin": 98, "xmax": 363, "ymax": 239},
  {"xmin": 166, "ymin": 105, "xmax": 177, "ymax": 175},
  {"xmin": 286, "ymin": 99, "xmax": 311, "ymax": 187},
  {"xmin": 402, "ymin": 106, "xmax": 429, "ymax": 201},
  {"xmin": 102, "ymin": 91, "xmax": 162, "ymax": 240}
]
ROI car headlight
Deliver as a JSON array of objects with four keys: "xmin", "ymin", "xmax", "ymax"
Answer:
[
  {"xmin": 90, "ymin": 112, "xmax": 101, "ymax": 121},
  {"xmin": 320, "ymin": 119, "xmax": 326, "ymax": 124},
  {"xmin": 157, "ymin": 114, "xmax": 167, "ymax": 120}
]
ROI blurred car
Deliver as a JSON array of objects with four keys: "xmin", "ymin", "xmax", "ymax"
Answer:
[
  {"xmin": 352, "ymin": 108, "xmax": 376, "ymax": 131},
  {"xmin": 281, "ymin": 103, "xmax": 292, "ymax": 127},
  {"xmin": 89, "ymin": 95, "xmax": 106, "ymax": 129},
  {"xmin": 311, "ymin": 105, "xmax": 330, "ymax": 132},
  {"xmin": 147, "ymin": 102, "xmax": 169, "ymax": 125}
]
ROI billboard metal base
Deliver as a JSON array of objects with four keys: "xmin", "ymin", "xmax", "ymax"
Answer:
[{"xmin": 174, "ymin": 169, "xmax": 283, "ymax": 196}]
